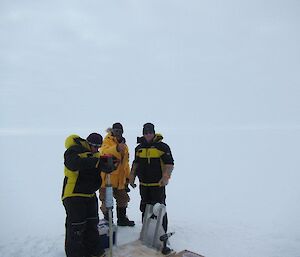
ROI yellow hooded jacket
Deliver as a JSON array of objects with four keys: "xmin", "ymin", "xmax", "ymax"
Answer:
[{"xmin": 100, "ymin": 132, "xmax": 130, "ymax": 189}]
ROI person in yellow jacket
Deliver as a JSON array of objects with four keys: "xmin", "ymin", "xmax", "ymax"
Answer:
[{"xmin": 99, "ymin": 123, "xmax": 135, "ymax": 227}]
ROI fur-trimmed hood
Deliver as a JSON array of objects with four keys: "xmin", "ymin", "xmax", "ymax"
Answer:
[
  {"xmin": 106, "ymin": 127, "xmax": 113, "ymax": 133},
  {"xmin": 105, "ymin": 128, "xmax": 126, "ymax": 143},
  {"xmin": 65, "ymin": 134, "xmax": 90, "ymax": 150}
]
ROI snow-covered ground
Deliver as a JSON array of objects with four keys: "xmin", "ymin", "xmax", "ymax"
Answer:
[
  {"xmin": 1, "ymin": 129, "xmax": 300, "ymax": 257},
  {"xmin": 1, "ymin": 1, "xmax": 300, "ymax": 257}
]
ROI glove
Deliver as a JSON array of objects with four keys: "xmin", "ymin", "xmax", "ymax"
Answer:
[
  {"xmin": 99, "ymin": 155, "xmax": 119, "ymax": 174},
  {"xmin": 129, "ymin": 173, "xmax": 137, "ymax": 188},
  {"xmin": 117, "ymin": 143, "xmax": 126, "ymax": 153},
  {"xmin": 159, "ymin": 175, "xmax": 169, "ymax": 187},
  {"xmin": 125, "ymin": 178, "xmax": 130, "ymax": 192}
]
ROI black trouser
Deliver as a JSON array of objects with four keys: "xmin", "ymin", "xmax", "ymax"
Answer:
[
  {"xmin": 139, "ymin": 185, "xmax": 168, "ymax": 232},
  {"xmin": 63, "ymin": 196, "xmax": 103, "ymax": 257}
]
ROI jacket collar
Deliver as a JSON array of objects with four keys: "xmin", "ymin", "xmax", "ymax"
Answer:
[{"xmin": 138, "ymin": 133, "xmax": 163, "ymax": 145}]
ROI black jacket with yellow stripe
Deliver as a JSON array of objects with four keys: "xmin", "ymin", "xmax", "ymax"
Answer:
[
  {"xmin": 134, "ymin": 134, "xmax": 174, "ymax": 185},
  {"xmin": 62, "ymin": 134, "xmax": 103, "ymax": 200}
]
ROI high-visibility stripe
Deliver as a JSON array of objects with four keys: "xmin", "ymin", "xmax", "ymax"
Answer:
[
  {"xmin": 63, "ymin": 168, "xmax": 78, "ymax": 198},
  {"xmin": 86, "ymin": 217, "xmax": 98, "ymax": 221},
  {"xmin": 71, "ymin": 221, "xmax": 87, "ymax": 226},
  {"xmin": 62, "ymin": 167, "xmax": 96, "ymax": 200},
  {"xmin": 140, "ymin": 182, "xmax": 160, "ymax": 187},
  {"xmin": 78, "ymin": 152, "xmax": 92, "ymax": 158},
  {"xmin": 137, "ymin": 148, "xmax": 164, "ymax": 158},
  {"xmin": 62, "ymin": 193, "xmax": 96, "ymax": 200}
]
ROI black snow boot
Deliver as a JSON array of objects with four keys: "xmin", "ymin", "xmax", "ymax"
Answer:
[
  {"xmin": 117, "ymin": 207, "xmax": 135, "ymax": 227},
  {"xmin": 90, "ymin": 248, "xmax": 106, "ymax": 257}
]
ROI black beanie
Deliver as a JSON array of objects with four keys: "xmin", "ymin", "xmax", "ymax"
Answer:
[
  {"xmin": 86, "ymin": 133, "xmax": 103, "ymax": 147},
  {"xmin": 143, "ymin": 123, "xmax": 155, "ymax": 134},
  {"xmin": 112, "ymin": 122, "xmax": 124, "ymax": 133}
]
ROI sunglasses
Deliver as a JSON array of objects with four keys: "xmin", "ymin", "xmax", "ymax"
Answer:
[
  {"xmin": 143, "ymin": 130, "xmax": 154, "ymax": 135},
  {"xmin": 89, "ymin": 143, "xmax": 101, "ymax": 147},
  {"xmin": 113, "ymin": 129, "xmax": 123, "ymax": 134}
]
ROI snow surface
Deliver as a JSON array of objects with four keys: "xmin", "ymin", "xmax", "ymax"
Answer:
[{"xmin": 1, "ymin": 1, "xmax": 300, "ymax": 257}]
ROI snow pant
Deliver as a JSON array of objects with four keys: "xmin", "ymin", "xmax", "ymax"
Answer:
[
  {"xmin": 63, "ymin": 196, "xmax": 103, "ymax": 257},
  {"xmin": 99, "ymin": 188, "xmax": 130, "ymax": 218},
  {"xmin": 139, "ymin": 185, "xmax": 168, "ymax": 232}
]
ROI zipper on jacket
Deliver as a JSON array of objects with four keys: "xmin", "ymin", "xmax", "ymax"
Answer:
[{"xmin": 147, "ymin": 148, "xmax": 150, "ymax": 164}]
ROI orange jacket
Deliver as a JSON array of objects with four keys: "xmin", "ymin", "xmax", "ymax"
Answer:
[{"xmin": 100, "ymin": 132, "xmax": 130, "ymax": 189}]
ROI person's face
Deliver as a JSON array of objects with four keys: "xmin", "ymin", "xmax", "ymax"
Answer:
[
  {"xmin": 90, "ymin": 145, "xmax": 100, "ymax": 153},
  {"xmin": 112, "ymin": 128, "xmax": 123, "ymax": 139},
  {"xmin": 144, "ymin": 131, "xmax": 155, "ymax": 142}
]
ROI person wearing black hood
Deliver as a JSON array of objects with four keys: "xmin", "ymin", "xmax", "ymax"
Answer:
[
  {"xmin": 129, "ymin": 123, "xmax": 174, "ymax": 233},
  {"xmin": 62, "ymin": 133, "xmax": 118, "ymax": 257}
]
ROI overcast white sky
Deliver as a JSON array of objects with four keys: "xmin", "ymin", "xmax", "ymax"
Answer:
[{"xmin": 1, "ymin": 0, "xmax": 299, "ymax": 132}]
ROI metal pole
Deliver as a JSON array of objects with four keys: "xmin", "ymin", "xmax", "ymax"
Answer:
[{"xmin": 105, "ymin": 157, "xmax": 114, "ymax": 257}]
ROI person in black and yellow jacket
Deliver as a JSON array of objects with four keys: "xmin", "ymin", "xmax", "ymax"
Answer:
[
  {"xmin": 62, "ymin": 133, "xmax": 117, "ymax": 257},
  {"xmin": 129, "ymin": 123, "xmax": 174, "ymax": 233}
]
